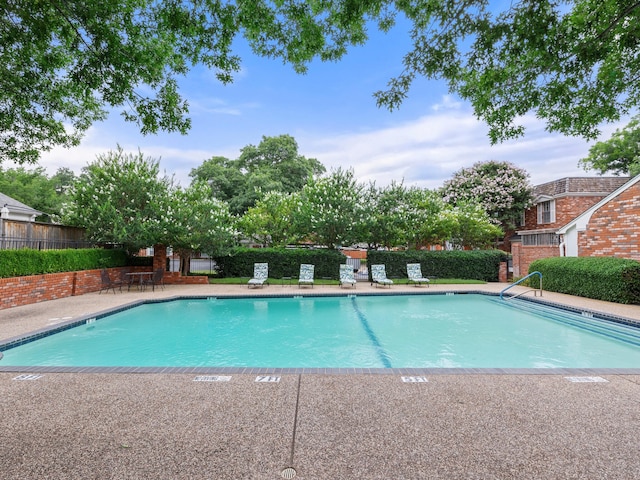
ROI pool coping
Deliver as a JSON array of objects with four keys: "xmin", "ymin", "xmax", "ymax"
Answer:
[{"xmin": 2, "ymin": 290, "xmax": 640, "ymax": 375}]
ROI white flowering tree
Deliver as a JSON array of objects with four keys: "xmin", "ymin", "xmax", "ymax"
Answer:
[
  {"xmin": 294, "ymin": 168, "xmax": 366, "ymax": 249},
  {"xmin": 441, "ymin": 160, "xmax": 533, "ymax": 229},
  {"xmin": 168, "ymin": 182, "xmax": 237, "ymax": 275},
  {"xmin": 237, "ymin": 191, "xmax": 298, "ymax": 247},
  {"xmin": 359, "ymin": 181, "xmax": 410, "ymax": 249},
  {"xmin": 62, "ymin": 147, "xmax": 174, "ymax": 252},
  {"xmin": 401, "ymin": 188, "xmax": 456, "ymax": 249}
]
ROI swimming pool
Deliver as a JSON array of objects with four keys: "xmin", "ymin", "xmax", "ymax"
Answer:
[{"xmin": 2, "ymin": 294, "xmax": 640, "ymax": 370}]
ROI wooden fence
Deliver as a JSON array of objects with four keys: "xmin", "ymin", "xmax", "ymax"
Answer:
[{"xmin": 0, "ymin": 219, "xmax": 91, "ymax": 250}]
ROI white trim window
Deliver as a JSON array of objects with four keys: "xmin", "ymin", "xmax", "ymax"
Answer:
[{"xmin": 537, "ymin": 200, "xmax": 555, "ymax": 224}]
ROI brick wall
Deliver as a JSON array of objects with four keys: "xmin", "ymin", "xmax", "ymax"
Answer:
[
  {"xmin": 511, "ymin": 242, "xmax": 559, "ymax": 278},
  {"xmin": 513, "ymin": 195, "xmax": 609, "ymax": 276},
  {"xmin": 521, "ymin": 196, "xmax": 605, "ymax": 231},
  {"xmin": 579, "ymin": 182, "xmax": 640, "ymax": 260},
  {"xmin": 0, "ymin": 267, "xmax": 208, "ymax": 310}
]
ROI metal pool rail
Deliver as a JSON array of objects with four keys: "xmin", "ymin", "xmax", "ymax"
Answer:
[{"xmin": 500, "ymin": 271, "xmax": 543, "ymax": 300}]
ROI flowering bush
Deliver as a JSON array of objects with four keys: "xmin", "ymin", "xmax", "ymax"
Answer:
[{"xmin": 441, "ymin": 160, "xmax": 533, "ymax": 228}]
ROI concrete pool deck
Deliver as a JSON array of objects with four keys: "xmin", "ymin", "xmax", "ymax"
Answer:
[{"xmin": 2, "ymin": 282, "xmax": 640, "ymax": 479}]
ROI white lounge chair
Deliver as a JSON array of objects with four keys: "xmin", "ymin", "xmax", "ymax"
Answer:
[
  {"xmin": 298, "ymin": 264, "xmax": 315, "ymax": 288},
  {"xmin": 371, "ymin": 264, "xmax": 393, "ymax": 288},
  {"xmin": 407, "ymin": 263, "xmax": 430, "ymax": 287},
  {"xmin": 248, "ymin": 262, "xmax": 269, "ymax": 288},
  {"xmin": 339, "ymin": 264, "xmax": 356, "ymax": 288}
]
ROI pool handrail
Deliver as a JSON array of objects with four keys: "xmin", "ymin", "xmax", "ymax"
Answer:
[{"xmin": 500, "ymin": 271, "xmax": 542, "ymax": 300}]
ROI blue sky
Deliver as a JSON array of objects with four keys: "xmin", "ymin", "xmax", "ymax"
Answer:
[{"xmin": 34, "ymin": 18, "xmax": 628, "ymax": 190}]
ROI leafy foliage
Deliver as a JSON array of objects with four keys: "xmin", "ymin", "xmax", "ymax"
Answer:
[
  {"xmin": 62, "ymin": 147, "xmax": 174, "ymax": 252},
  {"xmin": 0, "ymin": 166, "xmax": 76, "ymax": 221},
  {"xmin": 359, "ymin": 181, "xmax": 502, "ymax": 249},
  {"xmin": 529, "ymin": 256, "xmax": 640, "ymax": 304},
  {"xmin": 1, "ymin": 0, "xmax": 380, "ymax": 164},
  {"xmin": 169, "ymin": 182, "xmax": 237, "ymax": 274},
  {"xmin": 367, "ymin": 250, "xmax": 509, "ymax": 282},
  {"xmin": 293, "ymin": 168, "xmax": 366, "ymax": 249},
  {"xmin": 238, "ymin": 191, "xmax": 299, "ymax": 247},
  {"xmin": 442, "ymin": 160, "xmax": 533, "ymax": 229},
  {"xmin": 0, "ymin": 248, "xmax": 126, "ymax": 278},
  {"xmin": 375, "ymin": 0, "xmax": 640, "ymax": 142},
  {"xmin": 212, "ymin": 247, "xmax": 346, "ymax": 279},
  {"xmin": 7, "ymin": 1, "xmax": 636, "ymax": 163},
  {"xmin": 580, "ymin": 114, "xmax": 640, "ymax": 176},
  {"xmin": 190, "ymin": 135, "xmax": 325, "ymax": 215}
]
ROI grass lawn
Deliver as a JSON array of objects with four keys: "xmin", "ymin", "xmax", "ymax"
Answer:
[{"xmin": 206, "ymin": 277, "xmax": 486, "ymax": 285}]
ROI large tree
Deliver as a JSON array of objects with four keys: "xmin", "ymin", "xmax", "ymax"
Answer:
[
  {"xmin": 441, "ymin": 160, "xmax": 533, "ymax": 229},
  {"xmin": 580, "ymin": 114, "xmax": 640, "ymax": 176},
  {"xmin": 169, "ymin": 182, "xmax": 237, "ymax": 275},
  {"xmin": 375, "ymin": 0, "xmax": 640, "ymax": 142},
  {"xmin": 190, "ymin": 134, "xmax": 325, "ymax": 215},
  {"xmin": 6, "ymin": 1, "xmax": 638, "ymax": 165},
  {"xmin": 1, "ymin": 1, "xmax": 373, "ymax": 164},
  {"xmin": 293, "ymin": 168, "xmax": 366, "ymax": 249},
  {"xmin": 62, "ymin": 147, "xmax": 174, "ymax": 251}
]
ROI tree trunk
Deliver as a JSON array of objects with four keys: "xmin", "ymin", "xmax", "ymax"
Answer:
[{"xmin": 179, "ymin": 251, "xmax": 191, "ymax": 276}]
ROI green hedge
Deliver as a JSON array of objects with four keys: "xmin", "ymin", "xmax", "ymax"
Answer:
[
  {"xmin": 0, "ymin": 248, "xmax": 128, "ymax": 278},
  {"xmin": 367, "ymin": 250, "xmax": 508, "ymax": 281},
  {"xmin": 528, "ymin": 256, "xmax": 640, "ymax": 304},
  {"xmin": 212, "ymin": 248, "xmax": 346, "ymax": 279}
]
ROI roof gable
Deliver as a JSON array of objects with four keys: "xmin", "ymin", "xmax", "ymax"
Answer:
[
  {"xmin": 0, "ymin": 192, "xmax": 42, "ymax": 216},
  {"xmin": 557, "ymin": 176, "xmax": 640, "ymax": 234}
]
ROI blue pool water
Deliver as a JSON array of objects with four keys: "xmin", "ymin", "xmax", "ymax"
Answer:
[{"xmin": 2, "ymin": 294, "xmax": 640, "ymax": 368}]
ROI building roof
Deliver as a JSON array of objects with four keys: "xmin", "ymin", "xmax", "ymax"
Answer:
[
  {"xmin": 534, "ymin": 177, "xmax": 630, "ymax": 199},
  {"xmin": 0, "ymin": 192, "xmax": 42, "ymax": 216}
]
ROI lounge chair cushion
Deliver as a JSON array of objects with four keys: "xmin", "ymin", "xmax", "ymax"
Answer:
[
  {"xmin": 339, "ymin": 264, "xmax": 356, "ymax": 287},
  {"xmin": 248, "ymin": 263, "xmax": 269, "ymax": 288},
  {"xmin": 298, "ymin": 264, "xmax": 315, "ymax": 287}
]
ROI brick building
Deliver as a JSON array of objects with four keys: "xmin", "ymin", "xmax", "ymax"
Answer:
[
  {"xmin": 558, "ymin": 175, "xmax": 640, "ymax": 260},
  {"xmin": 511, "ymin": 177, "xmax": 629, "ymax": 277}
]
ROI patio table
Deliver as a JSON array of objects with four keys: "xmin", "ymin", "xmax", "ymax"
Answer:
[{"xmin": 126, "ymin": 272, "xmax": 154, "ymax": 291}]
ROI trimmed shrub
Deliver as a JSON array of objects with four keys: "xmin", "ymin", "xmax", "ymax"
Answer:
[
  {"xmin": 367, "ymin": 250, "xmax": 508, "ymax": 282},
  {"xmin": 0, "ymin": 248, "xmax": 128, "ymax": 278},
  {"xmin": 212, "ymin": 248, "xmax": 346, "ymax": 279},
  {"xmin": 529, "ymin": 257, "xmax": 640, "ymax": 304}
]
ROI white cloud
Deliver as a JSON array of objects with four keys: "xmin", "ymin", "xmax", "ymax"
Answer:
[
  {"xmin": 301, "ymin": 111, "xmax": 630, "ymax": 189},
  {"xmin": 431, "ymin": 94, "xmax": 463, "ymax": 111},
  {"xmin": 35, "ymin": 109, "xmax": 630, "ymax": 191}
]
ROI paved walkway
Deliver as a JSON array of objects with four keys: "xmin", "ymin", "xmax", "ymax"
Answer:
[{"xmin": 2, "ymin": 283, "xmax": 640, "ymax": 479}]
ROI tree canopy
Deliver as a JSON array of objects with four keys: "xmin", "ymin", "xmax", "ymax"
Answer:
[
  {"xmin": 580, "ymin": 114, "xmax": 640, "ymax": 176},
  {"xmin": 190, "ymin": 134, "xmax": 325, "ymax": 215},
  {"xmin": 5, "ymin": 1, "xmax": 639, "ymax": 164},
  {"xmin": 168, "ymin": 182, "xmax": 237, "ymax": 274},
  {"xmin": 374, "ymin": 0, "xmax": 640, "ymax": 142},
  {"xmin": 62, "ymin": 148, "xmax": 174, "ymax": 251},
  {"xmin": 1, "ymin": 0, "xmax": 376, "ymax": 164}
]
